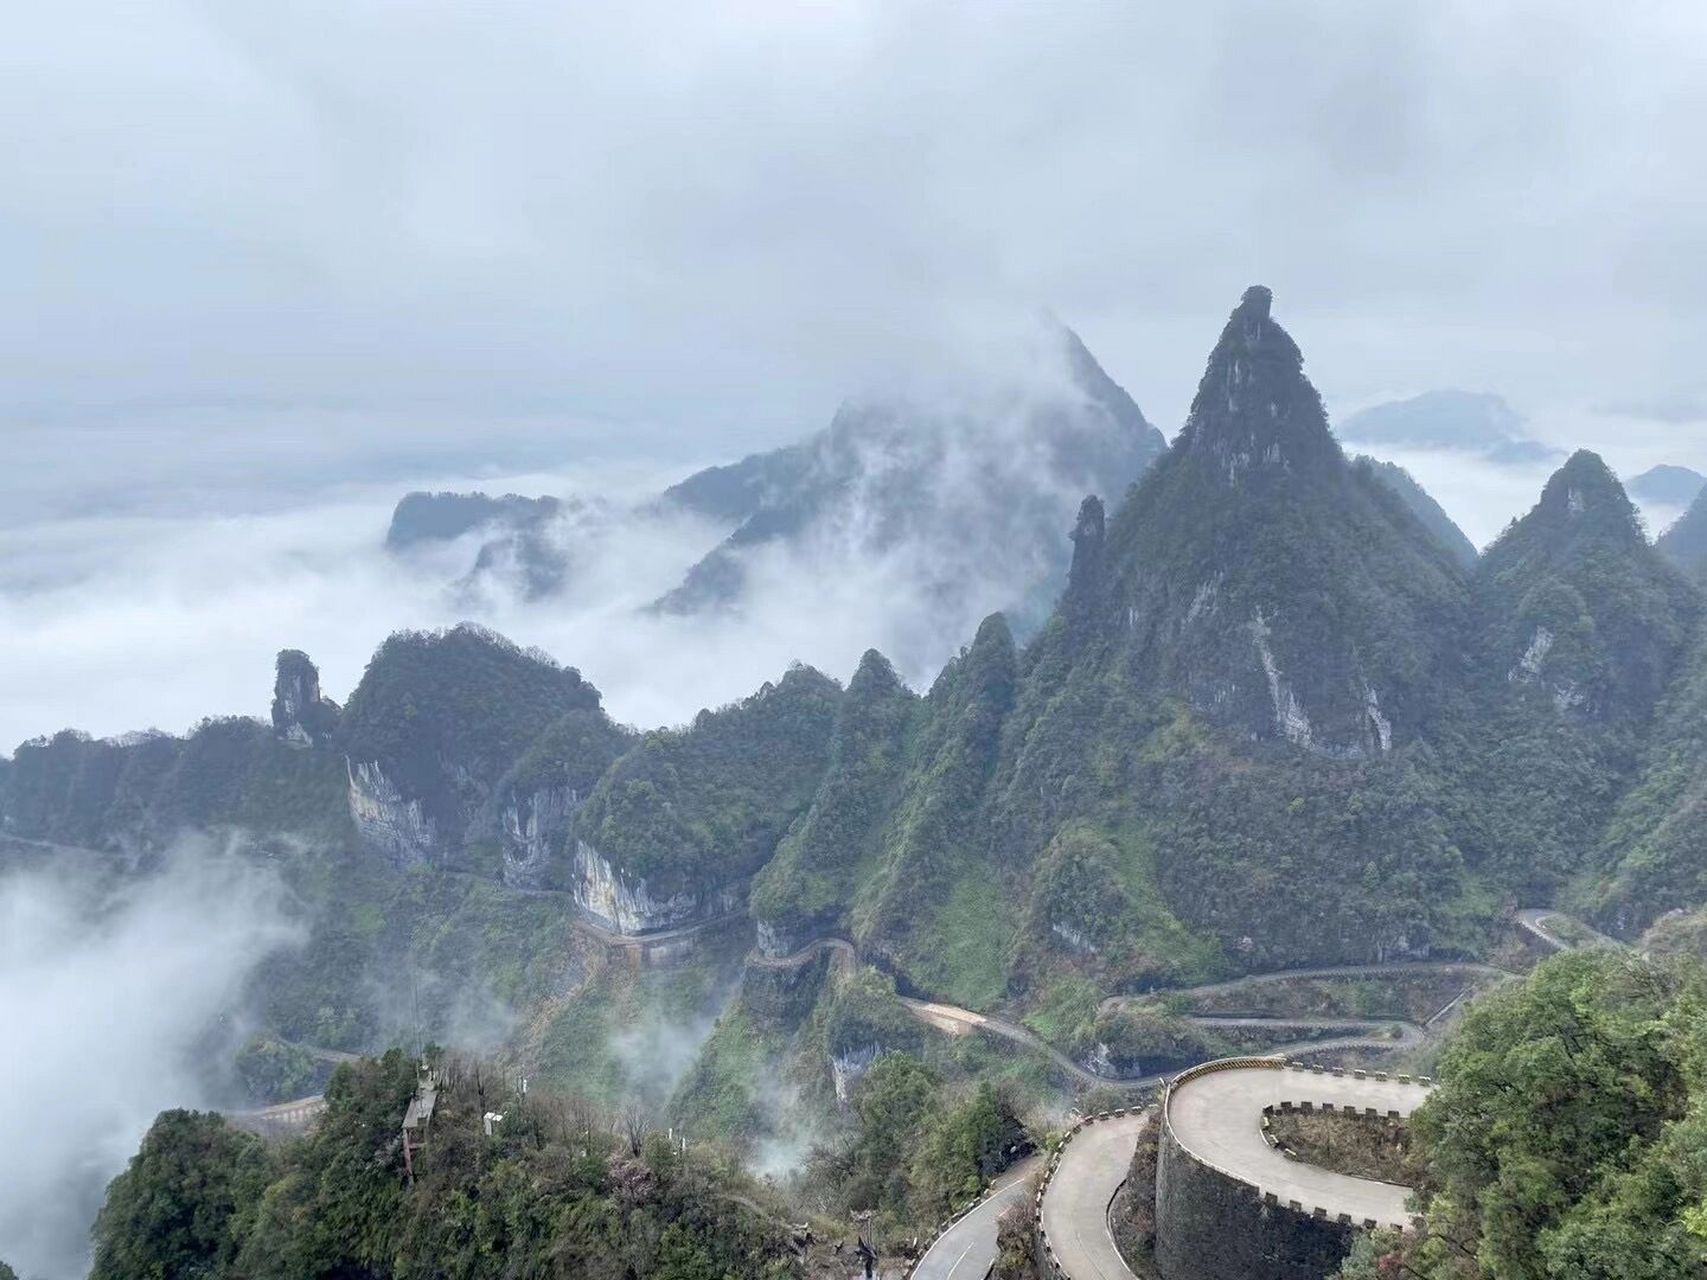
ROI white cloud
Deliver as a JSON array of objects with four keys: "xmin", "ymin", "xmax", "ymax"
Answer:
[{"xmin": 0, "ymin": 838, "xmax": 300, "ymax": 1279}]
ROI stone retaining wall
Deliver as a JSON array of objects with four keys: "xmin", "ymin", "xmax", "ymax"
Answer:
[
  {"xmin": 1151, "ymin": 1059, "xmax": 1428, "ymax": 1280},
  {"xmin": 1154, "ymin": 1119, "xmax": 1353, "ymax": 1280}
]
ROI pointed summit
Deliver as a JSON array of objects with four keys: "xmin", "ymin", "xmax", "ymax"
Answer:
[
  {"xmin": 1178, "ymin": 286, "xmax": 1341, "ymax": 481},
  {"xmin": 1453, "ymin": 450, "xmax": 1700, "ymax": 896},
  {"xmin": 1059, "ymin": 287, "xmax": 1467, "ymax": 756},
  {"xmin": 1530, "ymin": 450, "xmax": 1645, "ymax": 543},
  {"xmin": 1474, "ymin": 451, "xmax": 1695, "ymax": 723}
]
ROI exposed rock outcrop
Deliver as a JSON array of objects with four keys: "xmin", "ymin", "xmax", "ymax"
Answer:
[
  {"xmin": 271, "ymin": 650, "xmax": 339, "ymax": 748},
  {"xmin": 830, "ymin": 1044, "xmax": 885, "ymax": 1104},
  {"xmin": 498, "ymin": 785, "xmax": 580, "ymax": 890},
  {"xmin": 571, "ymin": 840, "xmax": 743, "ymax": 934},
  {"xmin": 347, "ymin": 759, "xmax": 435, "ymax": 865}
]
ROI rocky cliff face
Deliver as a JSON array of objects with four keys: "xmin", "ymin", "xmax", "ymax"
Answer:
[
  {"xmin": 271, "ymin": 650, "xmax": 340, "ymax": 748},
  {"xmin": 498, "ymin": 784, "xmax": 579, "ymax": 890},
  {"xmin": 829, "ymin": 1043, "xmax": 885, "ymax": 1104},
  {"xmin": 571, "ymin": 840, "xmax": 744, "ymax": 934},
  {"xmin": 346, "ymin": 758, "xmax": 435, "ymax": 865}
]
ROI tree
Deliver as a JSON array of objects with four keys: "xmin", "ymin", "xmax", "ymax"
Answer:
[
  {"xmin": 90, "ymin": 1110, "xmax": 273, "ymax": 1280},
  {"xmin": 1365, "ymin": 949, "xmax": 1707, "ymax": 1280}
]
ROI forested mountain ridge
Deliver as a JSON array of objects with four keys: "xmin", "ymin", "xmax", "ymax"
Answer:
[
  {"xmin": 16, "ymin": 286, "xmax": 1707, "ymax": 1280},
  {"xmin": 8, "ymin": 291, "xmax": 1706, "ymax": 988},
  {"xmin": 962, "ymin": 287, "xmax": 1473, "ymax": 977},
  {"xmin": 386, "ymin": 321, "xmax": 1168, "ymax": 661},
  {"xmin": 11, "ymin": 293, "xmax": 1707, "ymax": 1237},
  {"xmin": 1660, "ymin": 482, "xmax": 1707, "ymax": 575},
  {"xmin": 1443, "ymin": 451, "xmax": 1701, "ymax": 898},
  {"xmin": 1353, "ymin": 456, "xmax": 1480, "ymax": 569}
]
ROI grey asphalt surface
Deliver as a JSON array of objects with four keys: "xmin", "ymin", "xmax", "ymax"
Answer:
[
  {"xmin": 1515, "ymin": 908, "xmax": 1616, "ymax": 952},
  {"xmin": 1039, "ymin": 1112, "xmax": 1147, "ymax": 1280},
  {"xmin": 910, "ymin": 1155, "xmax": 1042, "ymax": 1280},
  {"xmin": 1165, "ymin": 1066, "xmax": 1430, "ymax": 1228}
]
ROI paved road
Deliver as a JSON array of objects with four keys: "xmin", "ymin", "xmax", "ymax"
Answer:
[
  {"xmin": 747, "ymin": 937, "xmax": 857, "ymax": 972},
  {"xmin": 1039, "ymin": 1112, "xmax": 1147, "ymax": 1280},
  {"xmin": 911, "ymin": 1155, "xmax": 1042, "ymax": 1280},
  {"xmin": 1102, "ymin": 960, "xmax": 1513, "ymax": 1017},
  {"xmin": 1516, "ymin": 908, "xmax": 1616, "ymax": 953},
  {"xmin": 904, "ymin": 998, "xmax": 1422, "ymax": 1088},
  {"xmin": 902, "ymin": 999, "xmax": 1118, "ymax": 1088},
  {"xmin": 1166, "ymin": 1065, "xmax": 1430, "ymax": 1229}
]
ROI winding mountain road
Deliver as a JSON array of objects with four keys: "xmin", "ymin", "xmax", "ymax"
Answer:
[
  {"xmin": 1039, "ymin": 1112, "xmax": 1148, "ymax": 1280},
  {"xmin": 910, "ymin": 1155, "xmax": 1042, "ymax": 1280},
  {"xmin": 1163, "ymin": 1062, "xmax": 1430, "ymax": 1229},
  {"xmin": 748, "ymin": 937, "xmax": 857, "ymax": 972},
  {"xmin": 1515, "ymin": 908, "xmax": 1616, "ymax": 953}
]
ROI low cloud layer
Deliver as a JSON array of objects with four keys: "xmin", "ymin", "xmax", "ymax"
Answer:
[
  {"xmin": 0, "ymin": 838, "xmax": 300, "ymax": 1279},
  {"xmin": 0, "ymin": 399, "xmax": 1700, "ymax": 751}
]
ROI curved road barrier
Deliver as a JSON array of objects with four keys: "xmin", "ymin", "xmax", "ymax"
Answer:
[
  {"xmin": 1163, "ymin": 1060, "xmax": 1429, "ymax": 1230},
  {"xmin": 227, "ymin": 1093, "xmax": 328, "ymax": 1138},
  {"xmin": 746, "ymin": 937, "xmax": 857, "ymax": 973},
  {"xmin": 1514, "ymin": 908, "xmax": 1616, "ymax": 953},
  {"xmin": 1034, "ymin": 1108, "xmax": 1149, "ymax": 1280},
  {"xmin": 908, "ymin": 1154, "xmax": 1043, "ymax": 1280}
]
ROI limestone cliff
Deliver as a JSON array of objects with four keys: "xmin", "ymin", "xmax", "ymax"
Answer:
[
  {"xmin": 270, "ymin": 650, "xmax": 340, "ymax": 748},
  {"xmin": 346, "ymin": 758, "xmax": 435, "ymax": 865},
  {"xmin": 570, "ymin": 840, "xmax": 744, "ymax": 934}
]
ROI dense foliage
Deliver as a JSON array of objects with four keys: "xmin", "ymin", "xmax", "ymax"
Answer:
[
  {"xmin": 0, "ymin": 717, "xmax": 352, "ymax": 848},
  {"xmin": 1342, "ymin": 949, "xmax": 1707, "ymax": 1280},
  {"xmin": 1658, "ymin": 484, "xmax": 1707, "ymax": 575},
  {"xmin": 749, "ymin": 650, "xmax": 917, "ymax": 941},
  {"xmin": 337, "ymin": 624, "xmax": 604, "ymax": 836},
  {"xmin": 1353, "ymin": 456, "xmax": 1480, "ymax": 569},
  {"xmin": 90, "ymin": 1110, "xmax": 273, "ymax": 1280},
  {"xmin": 93, "ymin": 1053, "xmax": 803, "ymax": 1280},
  {"xmin": 824, "ymin": 1054, "xmax": 1029, "ymax": 1227},
  {"xmin": 1446, "ymin": 451, "xmax": 1699, "ymax": 898},
  {"xmin": 1590, "ymin": 623, "xmax": 1707, "ymax": 931},
  {"xmin": 851, "ymin": 615, "xmax": 1018, "ymax": 1004},
  {"xmin": 576, "ymin": 665, "xmax": 842, "ymax": 892}
]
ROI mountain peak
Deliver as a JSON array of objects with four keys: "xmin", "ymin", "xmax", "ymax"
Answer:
[
  {"xmin": 1178, "ymin": 286, "xmax": 1339, "ymax": 481},
  {"xmin": 1534, "ymin": 450, "xmax": 1643, "ymax": 537},
  {"xmin": 1236, "ymin": 283, "xmax": 1273, "ymax": 319}
]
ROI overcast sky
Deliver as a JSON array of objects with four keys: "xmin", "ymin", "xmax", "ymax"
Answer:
[{"xmin": 5, "ymin": 0, "xmax": 1707, "ymax": 446}]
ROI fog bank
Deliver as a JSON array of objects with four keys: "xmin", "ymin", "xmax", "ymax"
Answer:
[{"xmin": 0, "ymin": 840, "xmax": 299, "ymax": 1279}]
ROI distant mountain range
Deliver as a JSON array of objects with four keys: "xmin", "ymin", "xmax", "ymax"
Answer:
[
  {"xmin": 1628, "ymin": 463, "xmax": 1707, "ymax": 512},
  {"xmin": 387, "ymin": 323, "xmax": 1168, "ymax": 652},
  {"xmin": 1339, "ymin": 388, "xmax": 1563, "ymax": 465}
]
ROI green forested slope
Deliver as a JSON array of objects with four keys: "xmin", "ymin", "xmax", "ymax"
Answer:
[
  {"xmin": 1589, "ymin": 622, "xmax": 1707, "ymax": 932},
  {"xmin": 1443, "ymin": 452, "xmax": 1700, "ymax": 898},
  {"xmin": 749, "ymin": 650, "xmax": 918, "ymax": 948},
  {"xmin": 575, "ymin": 665, "xmax": 842, "ymax": 894},
  {"xmin": 1342, "ymin": 948, "xmax": 1707, "ymax": 1280},
  {"xmin": 337, "ymin": 624, "xmax": 606, "ymax": 840},
  {"xmin": 91, "ymin": 1054, "xmax": 803, "ymax": 1280}
]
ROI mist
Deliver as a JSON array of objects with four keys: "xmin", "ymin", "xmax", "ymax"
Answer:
[{"xmin": 0, "ymin": 838, "xmax": 300, "ymax": 1279}]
